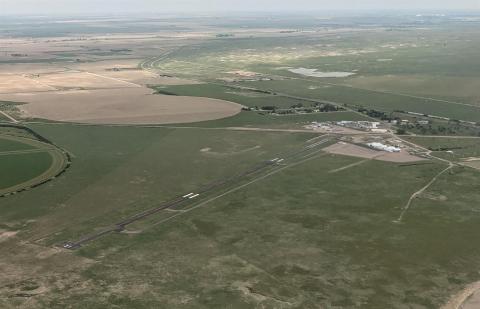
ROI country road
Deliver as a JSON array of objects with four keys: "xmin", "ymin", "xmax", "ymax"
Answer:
[{"xmin": 0, "ymin": 110, "xmax": 18, "ymax": 123}]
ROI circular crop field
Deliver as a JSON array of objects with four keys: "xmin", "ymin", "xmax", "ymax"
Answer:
[{"xmin": 0, "ymin": 135, "xmax": 69, "ymax": 197}]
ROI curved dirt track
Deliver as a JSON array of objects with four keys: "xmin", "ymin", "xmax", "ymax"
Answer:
[
  {"xmin": 441, "ymin": 281, "xmax": 480, "ymax": 309},
  {"xmin": 0, "ymin": 88, "xmax": 242, "ymax": 125},
  {"xmin": 0, "ymin": 135, "xmax": 69, "ymax": 196}
]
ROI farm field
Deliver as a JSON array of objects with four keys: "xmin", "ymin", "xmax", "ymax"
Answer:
[
  {"xmin": 1, "ymin": 124, "xmax": 316, "ymax": 240},
  {"xmin": 403, "ymin": 136, "xmax": 480, "ymax": 163},
  {"xmin": 3, "ymin": 122, "xmax": 480, "ymax": 308},
  {"xmin": 0, "ymin": 88, "xmax": 242, "ymax": 125},
  {"xmin": 238, "ymin": 79, "xmax": 480, "ymax": 122},
  {"xmin": 0, "ymin": 152, "xmax": 52, "ymax": 190},
  {"xmin": 184, "ymin": 110, "xmax": 369, "ymax": 129},
  {"xmin": 1, "ymin": 12, "xmax": 480, "ymax": 309},
  {"xmin": 0, "ymin": 132, "xmax": 68, "ymax": 196},
  {"xmin": 154, "ymin": 83, "xmax": 310, "ymax": 109},
  {"xmin": 144, "ymin": 23, "xmax": 480, "ymax": 123}
]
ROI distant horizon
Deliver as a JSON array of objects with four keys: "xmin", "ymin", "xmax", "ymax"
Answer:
[
  {"xmin": 1, "ymin": 0, "xmax": 479, "ymax": 16},
  {"xmin": 1, "ymin": 9, "xmax": 480, "ymax": 19}
]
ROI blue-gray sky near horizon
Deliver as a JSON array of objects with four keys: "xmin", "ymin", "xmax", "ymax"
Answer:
[{"xmin": 0, "ymin": 0, "xmax": 479, "ymax": 15}]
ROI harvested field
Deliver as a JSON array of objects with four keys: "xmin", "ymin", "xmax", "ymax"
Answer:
[
  {"xmin": 0, "ymin": 74, "xmax": 55, "ymax": 94},
  {"xmin": 0, "ymin": 70, "xmax": 197, "ymax": 94},
  {"xmin": 66, "ymin": 59, "xmax": 142, "ymax": 71},
  {"xmin": 0, "ymin": 88, "xmax": 242, "ymax": 124},
  {"xmin": 324, "ymin": 142, "xmax": 426, "ymax": 163},
  {"xmin": 66, "ymin": 59, "xmax": 201, "ymax": 85},
  {"xmin": 34, "ymin": 71, "xmax": 135, "ymax": 89},
  {"xmin": 98, "ymin": 71, "xmax": 200, "ymax": 85},
  {"xmin": 0, "ymin": 63, "xmax": 68, "ymax": 75}
]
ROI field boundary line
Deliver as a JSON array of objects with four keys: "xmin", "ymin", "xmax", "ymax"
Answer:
[
  {"xmin": 0, "ymin": 126, "xmax": 71, "ymax": 197},
  {"xmin": 20, "ymin": 74, "xmax": 58, "ymax": 91},
  {"xmin": 214, "ymin": 82, "xmax": 378, "ymax": 122},
  {"xmin": 83, "ymin": 71, "xmax": 143, "ymax": 88},
  {"xmin": 0, "ymin": 148, "xmax": 52, "ymax": 156},
  {"xmin": 271, "ymin": 74, "xmax": 480, "ymax": 109},
  {"xmin": 0, "ymin": 149, "xmax": 68, "ymax": 196},
  {"xmin": 0, "ymin": 110, "xmax": 19, "ymax": 123}
]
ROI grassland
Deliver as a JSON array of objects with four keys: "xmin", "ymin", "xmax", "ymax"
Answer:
[
  {"xmin": 403, "ymin": 136, "xmax": 480, "ymax": 161},
  {"xmin": 1, "ymin": 124, "xmax": 315, "ymax": 239},
  {"xmin": 146, "ymin": 24, "xmax": 480, "ymax": 123},
  {"xmin": 0, "ymin": 138, "xmax": 35, "ymax": 151},
  {"xmin": 153, "ymin": 83, "xmax": 371, "ymax": 128},
  {"xmin": 2, "ymin": 14, "xmax": 480, "ymax": 309},
  {"xmin": 0, "ymin": 152, "xmax": 53, "ymax": 190},
  {"xmin": 154, "ymin": 83, "xmax": 308, "ymax": 109},
  {"xmin": 238, "ymin": 79, "xmax": 480, "ymax": 122},
  {"xmin": 183, "ymin": 110, "xmax": 368, "ymax": 129},
  {"xmin": 0, "ymin": 113, "xmax": 9, "ymax": 122},
  {"xmin": 1, "ymin": 121, "xmax": 480, "ymax": 308},
  {"xmin": 0, "ymin": 131, "xmax": 69, "ymax": 196}
]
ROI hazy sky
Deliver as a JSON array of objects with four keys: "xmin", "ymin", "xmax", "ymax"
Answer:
[{"xmin": 1, "ymin": 0, "xmax": 479, "ymax": 15}]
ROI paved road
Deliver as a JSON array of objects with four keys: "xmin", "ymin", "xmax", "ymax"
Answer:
[{"xmin": 0, "ymin": 111, "xmax": 18, "ymax": 123}]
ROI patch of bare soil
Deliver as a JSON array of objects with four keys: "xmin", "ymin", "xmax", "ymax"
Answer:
[
  {"xmin": 462, "ymin": 160, "xmax": 480, "ymax": 170},
  {"xmin": 67, "ymin": 59, "xmax": 201, "ymax": 85},
  {"xmin": 0, "ymin": 74, "xmax": 55, "ymax": 94},
  {"xmin": 0, "ymin": 241, "xmax": 94, "ymax": 308},
  {"xmin": 324, "ymin": 142, "xmax": 426, "ymax": 163},
  {"xmin": 461, "ymin": 289, "xmax": 480, "ymax": 309},
  {"xmin": 0, "ymin": 60, "xmax": 199, "ymax": 94},
  {"xmin": 100, "ymin": 71, "xmax": 200, "ymax": 85},
  {"xmin": 227, "ymin": 70, "xmax": 259, "ymax": 77},
  {"xmin": 0, "ymin": 88, "xmax": 241, "ymax": 125},
  {"xmin": 376, "ymin": 150, "xmax": 428, "ymax": 163},
  {"xmin": 441, "ymin": 281, "xmax": 480, "ymax": 309},
  {"xmin": 33, "ymin": 71, "xmax": 135, "ymax": 89},
  {"xmin": 420, "ymin": 192, "xmax": 448, "ymax": 201},
  {"xmin": 0, "ymin": 230, "xmax": 18, "ymax": 243}
]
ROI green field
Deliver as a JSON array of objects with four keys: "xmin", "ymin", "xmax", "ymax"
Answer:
[
  {"xmin": 155, "ymin": 83, "xmax": 308, "ymax": 109},
  {"xmin": 0, "ymin": 133, "xmax": 68, "ymax": 196},
  {"xmin": 184, "ymin": 110, "xmax": 368, "ymax": 129},
  {"xmin": 1, "ymin": 124, "xmax": 315, "ymax": 237},
  {"xmin": 68, "ymin": 160, "xmax": 479, "ymax": 309},
  {"xmin": 147, "ymin": 24, "xmax": 480, "ymax": 123},
  {"xmin": 0, "ymin": 113, "xmax": 9, "ymax": 122},
  {"xmin": 239, "ymin": 79, "xmax": 480, "ymax": 122},
  {"xmin": 2, "ymin": 122, "xmax": 480, "ymax": 308},
  {"xmin": 154, "ymin": 83, "xmax": 371, "ymax": 128},
  {"xmin": 0, "ymin": 138, "xmax": 35, "ymax": 151},
  {"xmin": 404, "ymin": 136, "xmax": 480, "ymax": 161},
  {"xmin": 0, "ymin": 152, "xmax": 53, "ymax": 190},
  {"xmin": 2, "ymin": 14, "xmax": 480, "ymax": 309}
]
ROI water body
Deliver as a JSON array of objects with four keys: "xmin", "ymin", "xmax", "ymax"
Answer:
[{"xmin": 288, "ymin": 67, "xmax": 356, "ymax": 78}]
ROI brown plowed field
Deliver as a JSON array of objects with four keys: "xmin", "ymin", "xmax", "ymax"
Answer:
[{"xmin": 0, "ymin": 88, "xmax": 241, "ymax": 125}]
